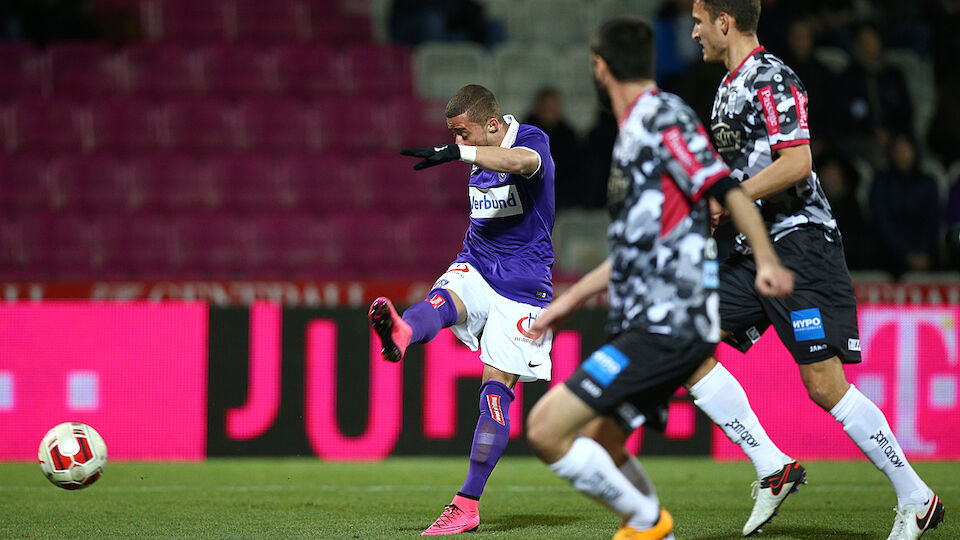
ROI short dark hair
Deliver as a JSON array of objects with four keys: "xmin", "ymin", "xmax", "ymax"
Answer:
[
  {"xmin": 699, "ymin": 0, "xmax": 761, "ymax": 33},
  {"xmin": 445, "ymin": 84, "xmax": 503, "ymax": 123},
  {"xmin": 590, "ymin": 17, "xmax": 655, "ymax": 82}
]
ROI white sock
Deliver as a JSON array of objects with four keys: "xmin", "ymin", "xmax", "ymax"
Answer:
[
  {"xmin": 619, "ymin": 455, "xmax": 658, "ymax": 501},
  {"xmin": 830, "ymin": 385, "xmax": 929, "ymax": 506},
  {"xmin": 689, "ymin": 362, "xmax": 791, "ymax": 477},
  {"xmin": 550, "ymin": 437, "xmax": 660, "ymax": 529}
]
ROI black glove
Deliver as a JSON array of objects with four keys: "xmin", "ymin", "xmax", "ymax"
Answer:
[{"xmin": 401, "ymin": 145, "xmax": 461, "ymax": 170}]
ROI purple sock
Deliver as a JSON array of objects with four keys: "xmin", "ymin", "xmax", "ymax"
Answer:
[
  {"xmin": 459, "ymin": 380, "xmax": 514, "ymax": 499},
  {"xmin": 401, "ymin": 288, "xmax": 458, "ymax": 344}
]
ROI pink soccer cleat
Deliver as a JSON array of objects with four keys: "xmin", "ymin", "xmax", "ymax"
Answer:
[
  {"xmin": 421, "ymin": 503, "xmax": 480, "ymax": 536},
  {"xmin": 368, "ymin": 297, "xmax": 412, "ymax": 363}
]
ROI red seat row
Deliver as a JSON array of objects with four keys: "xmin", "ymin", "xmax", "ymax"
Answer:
[
  {"xmin": 0, "ymin": 42, "xmax": 411, "ymax": 99},
  {"xmin": 0, "ymin": 96, "xmax": 451, "ymax": 153},
  {"xmin": 0, "ymin": 153, "xmax": 469, "ymax": 213},
  {"xmin": 0, "ymin": 210, "xmax": 467, "ymax": 280}
]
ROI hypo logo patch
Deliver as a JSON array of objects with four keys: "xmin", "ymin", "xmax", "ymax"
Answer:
[
  {"xmin": 582, "ymin": 345, "xmax": 630, "ymax": 387},
  {"xmin": 791, "ymin": 308, "xmax": 825, "ymax": 341},
  {"xmin": 516, "ymin": 314, "xmax": 537, "ymax": 339}
]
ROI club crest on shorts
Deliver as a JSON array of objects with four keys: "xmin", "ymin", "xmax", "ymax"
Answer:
[{"xmin": 515, "ymin": 314, "xmax": 543, "ymax": 345}]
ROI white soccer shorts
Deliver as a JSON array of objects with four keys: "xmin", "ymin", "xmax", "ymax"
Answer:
[{"xmin": 432, "ymin": 262, "xmax": 553, "ymax": 382}]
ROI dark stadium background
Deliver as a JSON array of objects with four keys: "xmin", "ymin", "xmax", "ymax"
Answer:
[{"xmin": 1, "ymin": 0, "xmax": 958, "ymax": 462}]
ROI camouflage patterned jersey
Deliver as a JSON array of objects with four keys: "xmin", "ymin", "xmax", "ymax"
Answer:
[
  {"xmin": 710, "ymin": 46, "xmax": 837, "ymax": 252},
  {"xmin": 606, "ymin": 88, "xmax": 729, "ymax": 342}
]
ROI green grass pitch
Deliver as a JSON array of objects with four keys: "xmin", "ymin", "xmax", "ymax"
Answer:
[{"xmin": 1, "ymin": 457, "xmax": 956, "ymax": 539}]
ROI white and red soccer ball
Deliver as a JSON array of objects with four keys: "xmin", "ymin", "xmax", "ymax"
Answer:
[{"xmin": 38, "ymin": 422, "xmax": 107, "ymax": 490}]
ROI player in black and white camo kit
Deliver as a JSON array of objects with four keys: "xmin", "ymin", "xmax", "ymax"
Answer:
[
  {"xmin": 684, "ymin": 2, "xmax": 944, "ymax": 539},
  {"xmin": 522, "ymin": 17, "xmax": 795, "ymax": 540}
]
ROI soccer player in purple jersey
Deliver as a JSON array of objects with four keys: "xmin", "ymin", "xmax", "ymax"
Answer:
[
  {"xmin": 369, "ymin": 84, "xmax": 556, "ymax": 535},
  {"xmin": 682, "ymin": 1, "xmax": 944, "ymax": 538},
  {"xmin": 524, "ymin": 17, "xmax": 794, "ymax": 540}
]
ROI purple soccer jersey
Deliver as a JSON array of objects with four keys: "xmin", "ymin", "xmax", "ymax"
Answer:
[{"xmin": 454, "ymin": 116, "xmax": 556, "ymax": 307}]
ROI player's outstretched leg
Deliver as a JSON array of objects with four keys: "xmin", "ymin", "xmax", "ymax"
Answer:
[
  {"xmin": 369, "ymin": 289, "xmax": 458, "ymax": 362},
  {"xmin": 824, "ymin": 381, "xmax": 944, "ymax": 540},
  {"xmin": 422, "ymin": 380, "xmax": 513, "ymax": 535},
  {"xmin": 686, "ymin": 360, "xmax": 804, "ymax": 536}
]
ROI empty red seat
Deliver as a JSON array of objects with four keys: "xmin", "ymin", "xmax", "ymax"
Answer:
[
  {"xmin": 47, "ymin": 42, "xmax": 126, "ymax": 97},
  {"xmin": 1, "ymin": 155, "xmax": 59, "ymax": 212},
  {"xmin": 313, "ymin": 14, "xmax": 372, "ymax": 45},
  {"xmin": 52, "ymin": 155, "xmax": 138, "ymax": 211},
  {"xmin": 286, "ymin": 152, "xmax": 368, "ymax": 211},
  {"xmin": 234, "ymin": 0, "xmax": 310, "ymax": 43},
  {"xmin": 199, "ymin": 44, "xmax": 280, "ymax": 96},
  {"xmin": 0, "ymin": 42, "xmax": 46, "ymax": 99},
  {"xmin": 208, "ymin": 153, "xmax": 297, "ymax": 209},
  {"xmin": 117, "ymin": 212, "xmax": 180, "ymax": 276},
  {"xmin": 88, "ymin": 97, "xmax": 166, "ymax": 151},
  {"xmin": 344, "ymin": 44, "xmax": 412, "ymax": 96},
  {"xmin": 275, "ymin": 44, "xmax": 347, "ymax": 96},
  {"xmin": 237, "ymin": 98, "xmax": 322, "ymax": 152},
  {"xmin": 7, "ymin": 98, "xmax": 91, "ymax": 152},
  {"xmin": 130, "ymin": 153, "xmax": 222, "ymax": 210},
  {"xmin": 150, "ymin": 0, "xmax": 230, "ymax": 42},
  {"xmin": 163, "ymin": 98, "xmax": 242, "ymax": 151},
  {"xmin": 125, "ymin": 43, "xmax": 204, "ymax": 95}
]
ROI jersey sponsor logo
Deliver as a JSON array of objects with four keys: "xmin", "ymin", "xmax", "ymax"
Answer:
[
  {"xmin": 662, "ymin": 125, "xmax": 702, "ymax": 178},
  {"xmin": 582, "ymin": 345, "xmax": 630, "ymax": 387},
  {"xmin": 711, "ymin": 120, "xmax": 742, "ymax": 153},
  {"xmin": 757, "ymin": 86, "xmax": 781, "ymax": 135},
  {"xmin": 486, "ymin": 394, "xmax": 505, "ymax": 426},
  {"xmin": 469, "ymin": 185, "xmax": 523, "ymax": 219},
  {"xmin": 848, "ymin": 338, "xmax": 861, "ymax": 352},
  {"xmin": 702, "ymin": 260, "xmax": 719, "ymax": 289},
  {"xmin": 607, "ymin": 167, "xmax": 629, "ymax": 206},
  {"xmin": 809, "ymin": 343, "xmax": 828, "ymax": 353},
  {"xmin": 428, "ymin": 294, "xmax": 446, "ymax": 308},
  {"xmin": 791, "ymin": 308, "xmax": 825, "ymax": 341},
  {"xmin": 790, "ymin": 84, "xmax": 808, "ymax": 130}
]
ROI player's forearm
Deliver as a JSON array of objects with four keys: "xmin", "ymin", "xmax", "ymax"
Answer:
[
  {"xmin": 470, "ymin": 146, "xmax": 540, "ymax": 176},
  {"xmin": 564, "ymin": 258, "xmax": 613, "ymax": 306},
  {"xmin": 724, "ymin": 188, "xmax": 780, "ymax": 267},
  {"xmin": 739, "ymin": 145, "xmax": 812, "ymax": 201}
]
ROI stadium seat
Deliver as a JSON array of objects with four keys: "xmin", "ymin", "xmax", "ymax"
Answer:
[
  {"xmin": 146, "ymin": 0, "xmax": 231, "ymax": 42},
  {"xmin": 47, "ymin": 42, "xmax": 125, "ymax": 97},
  {"xmin": 130, "ymin": 153, "xmax": 222, "ymax": 210},
  {"xmin": 6, "ymin": 98, "xmax": 91, "ymax": 153},
  {"xmin": 361, "ymin": 153, "xmax": 438, "ymax": 209},
  {"xmin": 1, "ymin": 155, "xmax": 59, "ymax": 212},
  {"xmin": 39, "ymin": 212, "xmax": 115, "ymax": 278},
  {"xmin": 117, "ymin": 212, "xmax": 180, "ymax": 276},
  {"xmin": 52, "ymin": 155, "xmax": 137, "ymax": 212},
  {"xmin": 234, "ymin": 0, "xmax": 311, "ymax": 43},
  {"xmin": 163, "ymin": 98, "xmax": 243, "ymax": 151},
  {"xmin": 275, "ymin": 44, "xmax": 348, "ymax": 96},
  {"xmin": 492, "ymin": 44, "xmax": 566, "ymax": 117},
  {"xmin": 413, "ymin": 42, "xmax": 489, "ymax": 100},
  {"xmin": 199, "ymin": 44, "xmax": 281, "ymax": 97},
  {"xmin": 208, "ymin": 153, "xmax": 298, "ymax": 209},
  {"xmin": 315, "ymin": 95, "xmax": 388, "ymax": 150},
  {"xmin": 88, "ymin": 97, "xmax": 165, "ymax": 152},
  {"xmin": 406, "ymin": 210, "xmax": 467, "ymax": 273},
  {"xmin": 312, "ymin": 14, "xmax": 373, "ymax": 45},
  {"xmin": 0, "ymin": 42, "xmax": 46, "ymax": 99},
  {"xmin": 393, "ymin": 97, "xmax": 452, "ymax": 147},
  {"xmin": 237, "ymin": 98, "xmax": 323, "ymax": 152},
  {"xmin": 344, "ymin": 44, "xmax": 413, "ymax": 96},
  {"xmin": 286, "ymin": 152, "xmax": 368, "ymax": 211},
  {"xmin": 173, "ymin": 211, "xmax": 252, "ymax": 276},
  {"xmin": 124, "ymin": 43, "xmax": 204, "ymax": 95},
  {"xmin": 518, "ymin": 0, "xmax": 593, "ymax": 49},
  {"xmin": 0, "ymin": 213, "xmax": 47, "ymax": 277}
]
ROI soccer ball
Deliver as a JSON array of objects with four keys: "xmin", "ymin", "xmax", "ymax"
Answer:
[{"xmin": 38, "ymin": 422, "xmax": 107, "ymax": 490}]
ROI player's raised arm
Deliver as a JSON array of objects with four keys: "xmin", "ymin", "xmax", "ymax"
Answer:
[{"xmin": 400, "ymin": 144, "xmax": 540, "ymax": 176}]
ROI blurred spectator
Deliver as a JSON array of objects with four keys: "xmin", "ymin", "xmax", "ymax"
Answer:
[
  {"xmin": 946, "ymin": 177, "xmax": 960, "ymax": 269},
  {"xmin": 524, "ymin": 88, "xmax": 582, "ymax": 210},
  {"xmin": 779, "ymin": 19, "xmax": 837, "ymax": 151},
  {"xmin": 653, "ymin": 0, "xmax": 699, "ymax": 81},
  {"xmin": 868, "ymin": 134, "xmax": 941, "ymax": 277},
  {"xmin": 582, "ymin": 110, "xmax": 618, "ymax": 209},
  {"xmin": 927, "ymin": 0, "xmax": 960, "ymax": 166},
  {"xmin": 389, "ymin": 0, "xmax": 503, "ymax": 48},
  {"xmin": 836, "ymin": 24, "xmax": 914, "ymax": 166},
  {"xmin": 817, "ymin": 152, "xmax": 874, "ymax": 269}
]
